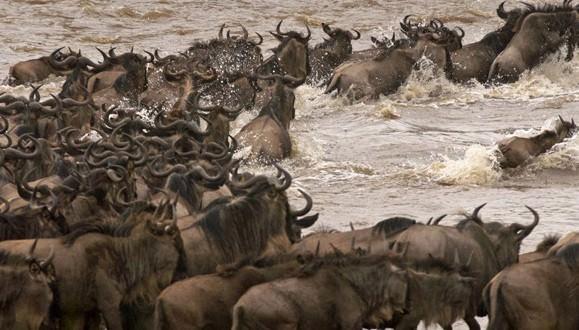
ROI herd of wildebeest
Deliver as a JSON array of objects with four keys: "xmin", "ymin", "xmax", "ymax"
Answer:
[{"xmin": 0, "ymin": 0, "xmax": 578, "ymax": 329}]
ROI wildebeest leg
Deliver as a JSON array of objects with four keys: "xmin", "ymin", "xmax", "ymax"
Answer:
[
  {"xmin": 464, "ymin": 316, "xmax": 480, "ymax": 330},
  {"xmin": 95, "ymin": 271, "xmax": 123, "ymax": 330}
]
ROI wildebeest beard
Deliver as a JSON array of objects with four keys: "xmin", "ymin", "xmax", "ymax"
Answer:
[{"xmin": 194, "ymin": 193, "xmax": 289, "ymax": 262}]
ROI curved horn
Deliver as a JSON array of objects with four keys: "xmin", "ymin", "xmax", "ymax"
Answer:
[
  {"xmin": 28, "ymin": 239, "xmax": 39, "ymax": 257},
  {"xmin": 290, "ymin": 189, "xmax": 313, "ymax": 217},
  {"xmin": 295, "ymin": 213, "xmax": 319, "ymax": 228},
  {"xmin": 350, "ymin": 29, "xmax": 361, "ymax": 40},
  {"xmin": 302, "ymin": 24, "xmax": 311, "ymax": 41},
  {"xmin": 251, "ymin": 32, "xmax": 264, "ymax": 45},
  {"xmin": 239, "ymin": 23, "xmax": 248, "ymax": 39},
  {"xmin": 276, "ymin": 19, "xmax": 287, "ymax": 36},
  {"xmin": 39, "ymin": 247, "xmax": 55, "ymax": 268},
  {"xmin": 467, "ymin": 203, "xmax": 486, "ymax": 224},
  {"xmin": 48, "ymin": 47, "xmax": 78, "ymax": 69},
  {"xmin": 454, "ymin": 27, "xmax": 465, "ymax": 38},
  {"xmin": 432, "ymin": 214, "xmax": 447, "ymax": 225},
  {"xmin": 497, "ymin": 1, "xmax": 509, "ymax": 19},
  {"xmin": 218, "ymin": 23, "xmax": 226, "ymax": 39},
  {"xmin": 511, "ymin": 206, "xmax": 540, "ymax": 241}
]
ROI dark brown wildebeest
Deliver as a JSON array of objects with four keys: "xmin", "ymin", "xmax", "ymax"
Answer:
[
  {"xmin": 306, "ymin": 23, "xmax": 360, "ymax": 84},
  {"xmin": 0, "ymin": 202, "xmax": 185, "ymax": 330},
  {"xmin": 519, "ymin": 234, "xmax": 560, "ymax": 263},
  {"xmin": 0, "ymin": 240, "xmax": 55, "ymax": 330},
  {"xmin": 235, "ymin": 74, "xmax": 300, "ymax": 163},
  {"xmin": 324, "ymin": 27, "xmax": 457, "ymax": 101},
  {"xmin": 487, "ymin": 0, "xmax": 577, "ymax": 84},
  {"xmin": 179, "ymin": 165, "xmax": 318, "ymax": 276},
  {"xmin": 257, "ymin": 20, "xmax": 311, "ymax": 86},
  {"xmin": 497, "ymin": 115, "xmax": 576, "ymax": 168},
  {"xmin": 8, "ymin": 48, "xmax": 80, "ymax": 85},
  {"xmin": 484, "ymin": 243, "xmax": 579, "ymax": 330},
  {"xmin": 449, "ymin": 2, "xmax": 523, "ymax": 84},
  {"xmin": 379, "ymin": 256, "xmax": 477, "ymax": 330},
  {"xmin": 231, "ymin": 253, "xmax": 408, "ymax": 330},
  {"xmin": 154, "ymin": 254, "xmax": 308, "ymax": 330}
]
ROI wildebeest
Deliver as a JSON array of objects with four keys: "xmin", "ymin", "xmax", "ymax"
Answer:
[
  {"xmin": 179, "ymin": 166, "xmax": 317, "ymax": 276},
  {"xmin": 487, "ymin": 0, "xmax": 577, "ymax": 84},
  {"xmin": 0, "ymin": 240, "xmax": 55, "ymax": 330},
  {"xmin": 235, "ymin": 74, "xmax": 300, "ymax": 163},
  {"xmin": 484, "ymin": 243, "xmax": 579, "ymax": 330},
  {"xmin": 231, "ymin": 253, "xmax": 408, "ymax": 330},
  {"xmin": 8, "ymin": 48, "xmax": 80, "ymax": 85},
  {"xmin": 257, "ymin": 20, "xmax": 311, "ymax": 86},
  {"xmin": 154, "ymin": 253, "xmax": 307, "ymax": 330},
  {"xmin": 449, "ymin": 2, "xmax": 523, "ymax": 83},
  {"xmin": 306, "ymin": 23, "xmax": 361, "ymax": 84},
  {"xmin": 324, "ymin": 25, "xmax": 457, "ymax": 101},
  {"xmin": 497, "ymin": 115, "xmax": 576, "ymax": 168},
  {"xmin": 0, "ymin": 201, "xmax": 185, "ymax": 330},
  {"xmin": 519, "ymin": 234, "xmax": 560, "ymax": 263}
]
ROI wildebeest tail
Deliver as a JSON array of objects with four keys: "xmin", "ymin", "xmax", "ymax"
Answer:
[{"xmin": 484, "ymin": 280, "xmax": 510, "ymax": 330}]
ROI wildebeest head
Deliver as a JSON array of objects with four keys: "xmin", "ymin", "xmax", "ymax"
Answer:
[
  {"xmin": 553, "ymin": 115, "xmax": 577, "ymax": 140},
  {"xmin": 0, "ymin": 240, "xmax": 55, "ymax": 329},
  {"xmin": 318, "ymin": 23, "xmax": 361, "ymax": 55},
  {"xmin": 461, "ymin": 204, "xmax": 540, "ymax": 268},
  {"xmin": 255, "ymin": 74, "xmax": 301, "ymax": 129},
  {"xmin": 264, "ymin": 20, "xmax": 311, "ymax": 85}
]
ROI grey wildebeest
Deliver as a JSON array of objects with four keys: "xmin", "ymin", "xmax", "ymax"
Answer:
[
  {"xmin": 497, "ymin": 115, "xmax": 576, "ymax": 168},
  {"xmin": 0, "ymin": 240, "xmax": 55, "ymax": 330},
  {"xmin": 0, "ymin": 202, "xmax": 185, "ymax": 330},
  {"xmin": 306, "ymin": 23, "xmax": 361, "ymax": 84},
  {"xmin": 484, "ymin": 243, "xmax": 579, "ymax": 330},
  {"xmin": 487, "ymin": 0, "xmax": 577, "ymax": 84},
  {"xmin": 154, "ymin": 254, "xmax": 308, "ymax": 330},
  {"xmin": 231, "ymin": 253, "xmax": 408, "ymax": 330},
  {"xmin": 178, "ymin": 166, "xmax": 318, "ymax": 276},
  {"xmin": 324, "ymin": 26, "xmax": 458, "ymax": 101},
  {"xmin": 235, "ymin": 74, "xmax": 300, "ymax": 163},
  {"xmin": 8, "ymin": 48, "xmax": 80, "ymax": 85},
  {"xmin": 449, "ymin": 2, "xmax": 524, "ymax": 84}
]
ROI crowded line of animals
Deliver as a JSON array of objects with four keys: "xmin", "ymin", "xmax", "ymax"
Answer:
[{"xmin": 0, "ymin": 0, "xmax": 578, "ymax": 329}]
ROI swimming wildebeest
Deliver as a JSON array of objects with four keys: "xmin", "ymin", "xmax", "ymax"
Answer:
[
  {"xmin": 484, "ymin": 243, "xmax": 579, "ymax": 330},
  {"xmin": 8, "ymin": 48, "xmax": 80, "ymax": 85},
  {"xmin": 307, "ymin": 23, "xmax": 361, "ymax": 84},
  {"xmin": 324, "ymin": 22, "xmax": 458, "ymax": 101},
  {"xmin": 449, "ymin": 2, "xmax": 524, "ymax": 83},
  {"xmin": 487, "ymin": 0, "xmax": 577, "ymax": 84},
  {"xmin": 0, "ymin": 240, "xmax": 55, "ymax": 330},
  {"xmin": 497, "ymin": 115, "xmax": 576, "ymax": 168},
  {"xmin": 235, "ymin": 74, "xmax": 301, "ymax": 163}
]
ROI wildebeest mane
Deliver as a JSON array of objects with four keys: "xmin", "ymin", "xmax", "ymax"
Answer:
[
  {"xmin": 0, "ymin": 249, "xmax": 27, "ymax": 267},
  {"xmin": 372, "ymin": 216, "xmax": 416, "ymax": 238},
  {"xmin": 555, "ymin": 243, "xmax": 579, "ymax": 270},
  {"xmin": 61, "ymin": 203, "xmax": 152, "ymax": 246},
  {"xmin": 193, "ymin": 194, "xmax": 286, "ymax": 262},
  {"xmin": 535, "ymin": 234, "xmax": 561, "ymax": 252},
  {"xmin": 513, "ymin": 1, "xmax": 576, "ymax": 30}
]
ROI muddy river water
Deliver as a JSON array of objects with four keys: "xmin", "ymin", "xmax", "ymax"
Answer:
[{"xmin": 1, "ymin": 1, "xmax": 578, "ymax": 328}]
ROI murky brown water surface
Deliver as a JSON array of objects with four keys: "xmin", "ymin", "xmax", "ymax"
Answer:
[{"xmin": 1, "ymin": 1, "xmax": 578, "ymax": 328}]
